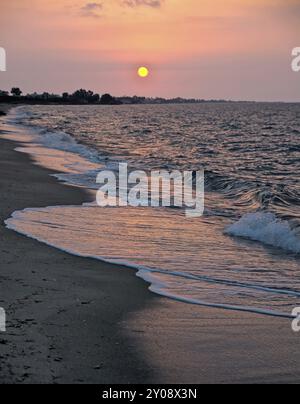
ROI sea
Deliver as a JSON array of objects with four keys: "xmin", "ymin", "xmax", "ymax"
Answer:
[{"xmin": 2, "ymin": 103, "xmax": 300, "ymax": 318}]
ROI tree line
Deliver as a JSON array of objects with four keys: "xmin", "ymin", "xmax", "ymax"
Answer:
[
  {"xmin": 0, "ymin": 88, "xmax": 120, "ymax": 105},
  {"xmin": 0, "ymin": 88, "xmax": 229, "ymax": 105}
]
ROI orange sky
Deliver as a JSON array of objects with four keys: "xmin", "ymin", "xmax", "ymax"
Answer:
[{"xmin": 0, "ymin": 0, "xmax": 300, "ymax": 100}]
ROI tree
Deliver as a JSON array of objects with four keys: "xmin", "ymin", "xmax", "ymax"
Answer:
[
  {"xmin": 100, "ymin": 93, "xmax": 116, "ymax": 105},
  {"xmin": 41, "ymin": 92, "xmax": 50, "ymax": 100},
  {"xmin": 90, "ymin": 93, "xmax": 100, "ymax": 103},
  {"xmin": 11, "ymin": 87, "xmax": 22, "ymax": 97},
  {"xmin": 72, "ymin": 89, "xmax": 90, "ymax": 101},
  {"xmin": 71, "ymin": 89, "xmax": 101, "ymax": 103}
]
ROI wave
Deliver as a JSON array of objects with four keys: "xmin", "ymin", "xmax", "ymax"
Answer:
[
  {"xmin": 35, "ymin": 129, "xmax": 100, "ymax": 161},
  {"xmin": 205, "ymin": 170, "xmax": 300, "ymax": 210},
  {"xmin": 3, "ymin": 106, "xmax": 300, "ymax": 319},
  {"xmin": 7, "ymin": 108, "xmax": 300, "ymax": 227},
  {"xmin": 7, "ymin": 107, "xmax": 102, "ymax": 164},
  {"xmin": 225, "ymin": 212, "xmax": 300, "ymax": 254},
  {"xmin": 5, "ymin": 207, "xmax": 299, "ymax": 319}
]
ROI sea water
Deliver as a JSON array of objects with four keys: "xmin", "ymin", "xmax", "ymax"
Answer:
[{"xmin": 2, "ymin": 103, "xmax": 300, "ymax": 317}]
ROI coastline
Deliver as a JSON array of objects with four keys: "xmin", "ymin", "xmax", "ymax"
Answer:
[
  {"xmin": 0, "ymin": 134, "xmax": 159, "ymax": 383},
  {"xmin": 1, "ymin": 108, "xmax": 300, "ymax": 384}
]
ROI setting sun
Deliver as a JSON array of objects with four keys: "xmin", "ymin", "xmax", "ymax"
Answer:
[{"xmin": 138, "ymin": 67, "xmax": 149, "ymax": 78}]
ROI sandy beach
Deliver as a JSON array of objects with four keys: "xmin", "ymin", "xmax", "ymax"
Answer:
[
  {"xmin": 2, "ymin": 0, "xmax": 300, "ymax": 385},
  {"xmin": 1, "ymin": 107, "xmax": 300, "ymax": 384}
]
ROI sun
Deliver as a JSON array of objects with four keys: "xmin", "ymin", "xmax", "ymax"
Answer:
[{"xmin": 138, "ymin": 66, "xmax": 149, "ymax": 78}]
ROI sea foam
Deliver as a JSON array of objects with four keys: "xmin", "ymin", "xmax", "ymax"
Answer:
[{"xmin": 225, "ymin": 212, "xmax": 300, "ymax": 254}]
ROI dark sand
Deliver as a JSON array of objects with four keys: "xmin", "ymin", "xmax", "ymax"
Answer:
[{"xmin": 1, "ymin": 107, "xmax": 300, "ymax": 384}]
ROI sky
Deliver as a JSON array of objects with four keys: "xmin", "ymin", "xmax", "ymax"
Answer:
[{"xmin": 0, "ymin": 0, "xmax": 300, "ymax": 101}]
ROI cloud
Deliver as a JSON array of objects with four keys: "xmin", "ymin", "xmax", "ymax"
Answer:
[
  {"xmin": 123, "ymin": 0, "xmax": 163, "ymax": 8},
  {"xmin": 80, "ymin": 2, "xmax": 103, "ymax": 18}
]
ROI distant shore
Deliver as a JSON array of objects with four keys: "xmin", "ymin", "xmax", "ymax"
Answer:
[
  {"xmin": 0, "ymin": 94, "xmax": 261, "ymax": 106},
  {"xmin": 1, "ymin": 106, "xmax": 300, "ymax": 384}
]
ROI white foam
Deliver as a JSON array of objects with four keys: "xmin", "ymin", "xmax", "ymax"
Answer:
[
  {"xmin": 141, "ymin": 272, "xmax": 294, "ymax": 319},
  {"xmin": 226, "ymin": 212, "xmax": 300, "ymax": 254},
  {"xmin": 4, "ymin": 207, "xmax": 300, "ymax": 319},
  {"xmin": 34, "ymin": 129, "xmax": 102, "ymax": 163},
  {"xmin": 4, "ymin": 107, "xmax": 102, "ymax": 164}
]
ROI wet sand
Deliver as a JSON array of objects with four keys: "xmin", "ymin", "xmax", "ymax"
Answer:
[{"xmin": 1, "ymin": 108, "xmax": 300, "ymax": 384}]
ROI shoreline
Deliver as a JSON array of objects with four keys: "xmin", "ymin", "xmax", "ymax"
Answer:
[
  {"xmin": 1, "ymin": 106, "xmax": 300, "ymax": 384},
  {"xmin": 0, "ymin": 124, "xmax": 158, "ymax": 383}
]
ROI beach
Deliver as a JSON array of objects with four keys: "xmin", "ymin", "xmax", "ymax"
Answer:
[{"xmin": 1, "ymin": 107, "xmax": 300, "ymax": 384}]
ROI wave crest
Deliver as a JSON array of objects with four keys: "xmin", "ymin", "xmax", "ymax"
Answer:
[{"xmin": 225, "ymin": 212, "xmax": 300, "ymax": 254}]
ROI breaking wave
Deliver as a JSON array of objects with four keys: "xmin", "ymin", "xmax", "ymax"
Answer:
[{"xmin": 226, "ymin": 212, "xmax": 300, "ymax": 254}]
